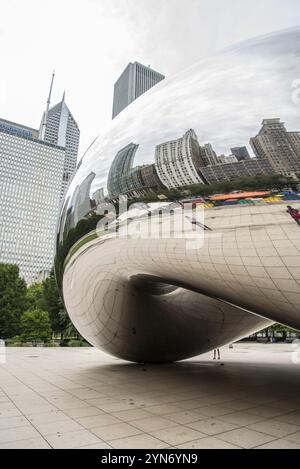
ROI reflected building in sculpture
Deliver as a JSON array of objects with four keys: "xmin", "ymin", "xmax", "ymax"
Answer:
[
  {"xmin": 218, "ymin": 154, "xmax": 238, "ymax": 164},
  {"xmin": 123, "ymin": 166, "xmax": 145, "ymax": 195},
  {"xmin": 200, "ymin": 143, "xmax": 219, "ymax": 166},
  {"xmin": 57, "ymin": 28, "xmax": 300, "ymax": 363},
  {"xmin": 155, "ymin": 129, "xmax": 206, "ymax": 189},
  {"xmin": 107, "ymin": 143, "xmax": 139, "ymax": 198},
  {"xmin": 112, "ymin": 62, "xmax": 165, "ymax": 119},
  {"xmin": 140, "ymin": 164, "xmax": 166, "ymax": 193},
  {"xmin": 92, "ymin": 188, "xmax": 105, "ymax": 205},
  {"xmin": 231, "ymin": 146, "xmax": 251, "ymax": 161},
  {"xmin": 68, "ymin": 172, "xmax": 96, "ymax": 229},
  {"xmin": 201, "ymin": 157, "xmax": 274, "ymax": 183},
  {"xmin": 250, "ymin": 119, "xmax": 300, "ymax": 178}
]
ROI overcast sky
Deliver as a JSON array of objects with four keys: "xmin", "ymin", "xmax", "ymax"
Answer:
[{"xmin": 1, "ymin": 0, "xmax": 300, "ymax": 157}]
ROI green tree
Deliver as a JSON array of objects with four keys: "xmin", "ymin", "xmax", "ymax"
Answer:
[
  {"xmin": 41, "ymin": 268, "xmax": 82, "ymax": 341},
  {"xmin": 26, "ymin": 283, "xmax": 46, "ymax": 311},
  {"xmin": 20, "ymin": 309, "xmax": 52, "ymax": 344},
  {"xmin": 58, "ymin": 310, "xmax": 80, "ymax": 339},
  {"xmin": 0, "ymin": 263, "xmax": 27, "ymax": 338},
  {"xmin": 43, "ymin": 270, "xmax": 66, "ymax": 336}
]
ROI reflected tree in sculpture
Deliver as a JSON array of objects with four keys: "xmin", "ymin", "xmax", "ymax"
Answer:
[{"xmin": 56, "ymin": 28, "xmax": 300, "ymax": 362}]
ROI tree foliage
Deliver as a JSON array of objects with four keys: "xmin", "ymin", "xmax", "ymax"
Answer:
[
  {"xmin": 20, "ymin": 309, "xmax": 52, "ymax": 344},
  {"xmin": 0, "ymin": 264, "xmax": 27, "ymax": 338},
  {"xmin": 42, "ymin": 269, "xmax": 80, "ymax": 339},
  {"xmin": 26, "ymin": 283, "xmax": 46, "ymax": 311},
  {"xmin": 127, "ymin": 174, "xmax": 298, "ymax": 206},
  {"xmin": 43, "ymin": 270, "xmax": 67, "ymax": 336}
]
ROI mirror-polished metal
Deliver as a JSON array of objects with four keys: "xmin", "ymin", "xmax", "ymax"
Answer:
[{"xmin": 56, "ymin": 28, "xmax": 300, "ymax": 362}]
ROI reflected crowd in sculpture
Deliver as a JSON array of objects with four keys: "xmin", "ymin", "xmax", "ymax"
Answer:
[{"xmin": 56, "ymin": 28, "xmax": 300, "ymax": 362}]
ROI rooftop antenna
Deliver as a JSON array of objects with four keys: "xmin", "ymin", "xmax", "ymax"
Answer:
[{"xmin": 40, "ymin": 70, "xmax": 55, "ymax": 140}]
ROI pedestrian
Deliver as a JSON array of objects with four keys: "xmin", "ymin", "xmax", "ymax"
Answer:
[
  {"xmin": 287, "ymin": 206, "xmax": 300, "ymax": 226},
  {"xmin": 213, "ymin": 348, "xmax": 220, "ymax": 360}
]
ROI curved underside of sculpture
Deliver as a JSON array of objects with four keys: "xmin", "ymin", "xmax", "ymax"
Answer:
[
  {"xmin": 56, "ymin": 27, "xmax": 300, "ymax": 362},
  {"xmin": 62, "ymin": 203, "xmax": 300, "ymax": 362}
]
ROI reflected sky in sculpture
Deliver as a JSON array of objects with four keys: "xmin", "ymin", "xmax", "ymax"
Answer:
[
  {"xmin": 57, "ymin": 28, "xmax": 300, "ymax": 362},
  {"xmin": 66, "ymin": 27, "xmax": 300, "ymax": 202}
]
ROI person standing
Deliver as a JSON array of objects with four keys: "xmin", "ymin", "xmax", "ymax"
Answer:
[
  {"xmin": 213, "ymin": 348, "xmax": 220, "ymax": 360},
  {"xmin": 287, "ymin": 206, "xmax": 300, "ymax": 226}
]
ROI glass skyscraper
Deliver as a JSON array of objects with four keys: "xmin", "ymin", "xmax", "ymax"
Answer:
[
  {"xmin": 112, "ymin": 62, "xmax": 165, "ymax": 119},
  {"xmin": 107, "ymin": 143, "xmax": 139, "ymax": 198}
]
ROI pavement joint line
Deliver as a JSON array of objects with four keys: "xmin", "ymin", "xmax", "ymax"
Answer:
[
  {"xmin": 1, "ymin": 344, "xmax": 300, "ymax": 448},
  {"xmin": 0, "ymin": 385, "xmax": 53, "ymax": 448}
]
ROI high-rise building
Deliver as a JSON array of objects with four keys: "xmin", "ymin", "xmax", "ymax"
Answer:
[
  {"xmin": 218, "ymin": 154, "xmax": 238, "ymax": 164},
  {"xmin": 68, "ymin": 172, "xmax": 96, "ymax": 229},
  {"xmin": 39, "ymin": 92, "xmax": 80, "ymax": 197},
  {"xmin": 250, "ymin": 119, "xmax": 300, "ymax": 177},
  {"xmin": 154, "ymin": 129, "xmax": 206, "ymax": 189},
  {"xmin": 92, "ymin": 188, "xmax": 105, "ymax": 205},
  {"xmin": 201, "ymin": 158, "xmax": 274, "ymax": 183},
  {"xmin": 0, "ymin": 74, "xmax": 79, "ymax": 283},
  {"xmin": 0, "ymin": 118, "xmax": 39, "ymax": 140},
  {"xmin": 140, "ymin": 164, "xmax": 166, "ymax": 192},
  {"xmin": 107, "ymin": 143, "xmax": 139, "ymax": 198},
  {"xmin": 0, "ymin": 125, "xmax": 65, "ymax": 284},
  {"xmin": 112, "ymin": 62, "xmax": 165, "ymax": 119},
  {"xmin": 123, "ymin": 166, "xmax": 145, "ymax": 195},
  {"xmin": 199, "ymin": 143, "xmax": 219, "ymax": 166},
  {"xmin": 231, "ymin": 146, "xmax": 251, "ymax": 161}
]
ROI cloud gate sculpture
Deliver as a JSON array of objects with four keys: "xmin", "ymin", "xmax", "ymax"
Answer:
[{"xmin": 56, "ymin": 28, "xmax": 300, "ymax": 362}]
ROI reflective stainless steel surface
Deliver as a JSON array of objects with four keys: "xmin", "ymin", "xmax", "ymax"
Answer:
[{"xmin": 56, "ymin": 28, "xmax": 300, "ymax": 362}]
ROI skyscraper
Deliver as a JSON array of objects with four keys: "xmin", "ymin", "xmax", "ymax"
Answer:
[
  {"xmin": 39, "ymin": 92, "xmax": 80, "ymax": 197},
  {"xmin": 218, "ymin": 154, "xmax": 238, "ymax": 164},
  {"xmin": 0, "ymin": 118, "xmax": 39, "ymax": 140},
  {"xmin": 140, "ymin": 164, "xmax": 166, "ymax": 192},
  {"xmin": 154, "ymin": 129, "xmax": 206, "ymax": 189},
  {"xmin": 112, "ymin": 62, "xmax": 165, "ymax": 119},
  {"xmin": 0, "ymin": 125, "xmax": 65, "ymax": 284},
  {"xmin": 68, "ymin": 172, "xmax": 96, "ymax": 229},
  {"xmin": 107, "ymin": 143, "xmax": 139, "ymax": 198},
  {"xmin": 250, "ymin": 119, "xmax": 300, "ymax": 177},
  {"xmin": 201, "ymin": 158, "xmax": 274, "ymax": 183},
  {"xmin": 0, "ymin": 73, "xmax": 79, "ymax": 284},
  {"xmin": 199, "ymin": 143, "xmax": 219, "ymax": 166},
  {"xmin": 231, "ymin": 146, "xmax": 251, "ymax": 161}
]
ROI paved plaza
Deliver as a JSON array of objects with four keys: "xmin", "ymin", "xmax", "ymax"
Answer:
[{"xmin": 1, "ymin": 343, "xmax": 300, "ymax": 449}]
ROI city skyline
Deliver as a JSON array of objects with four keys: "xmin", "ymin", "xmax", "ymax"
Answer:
[
  {"xmin": 105, "ymin": 118, "xmax": 300, "ymax": 199},
  {"xmin": 1, "ymin": 0, "xmax": 300, "ymax": 157}
]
